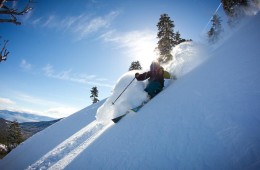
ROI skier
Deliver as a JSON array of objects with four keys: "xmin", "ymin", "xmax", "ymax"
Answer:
[{"xmin": 135, "ymin": 61, "xmax": 171, "ymax": 98}]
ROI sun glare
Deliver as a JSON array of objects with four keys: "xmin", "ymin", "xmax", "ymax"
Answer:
[
  {"xmin": 131, "ymin": 38, "xmax": 157, "ymax": 70},
  {"xmin": 105, "ymin": 30, "xmax": 157, "ymax": 71}
]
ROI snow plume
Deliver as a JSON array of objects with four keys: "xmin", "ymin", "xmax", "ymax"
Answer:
[
  {"xmin": 96, "ymin": 71, "xmax": 148, "ymax": 122},
  {"xmin": 96, "ymin": 42, "xmax": 209, "ymax": 122},
  {"xmin": 164, "ymin": 42, "xmax": 209, "ymax": 78},
  {"xmin": 242, "ymin": 0, "xmax": 260, "ymax": 16},
  {"xmin": 231, "ymin": 0, "xmax": 260, "ymax": 16}
]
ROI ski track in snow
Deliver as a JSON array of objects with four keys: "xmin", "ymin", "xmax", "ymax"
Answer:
[{"xmin": 26, "ymin": 120, "xmax": 113, "ymax": 170}]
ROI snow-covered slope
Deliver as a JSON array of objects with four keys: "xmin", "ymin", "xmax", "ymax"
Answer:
[{"xmin": 1, "ymin": 14, "xmax": 260, "ymax": 170}]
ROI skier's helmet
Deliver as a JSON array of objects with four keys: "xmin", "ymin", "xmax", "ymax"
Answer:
[{"xmin": 150, "ymin": 61, "xmax": 160, "ymax": 72}]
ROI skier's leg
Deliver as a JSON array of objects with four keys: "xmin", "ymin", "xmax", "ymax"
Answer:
[{"xmin": 145, "ymin": 81, "xmax": 162, "ymax": 98}]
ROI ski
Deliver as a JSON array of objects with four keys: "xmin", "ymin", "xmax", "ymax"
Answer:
[
  {"xmin": 111, "ymin": 102, "xmax": 147, "ymax": 123},
  {"xmin": 111, "ymin": 113, "xmax": 128, "ymax": 123},
  {"xmin": 131, "ymin": 104, "xmax": 144, "ymax": 112}
]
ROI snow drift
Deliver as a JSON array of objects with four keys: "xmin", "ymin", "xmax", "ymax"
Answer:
[
  {"xmin": 96, "ymin": 71, "xmax": 148, "ymax": 122},
  {"xmin": 165, "ymin": 42, "xmax": 209, "ymax": 78}
]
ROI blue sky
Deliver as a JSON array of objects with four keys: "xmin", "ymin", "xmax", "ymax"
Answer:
[{"xmin": 0, "ymin": 0, "xmax": 222, "ymax": 118}]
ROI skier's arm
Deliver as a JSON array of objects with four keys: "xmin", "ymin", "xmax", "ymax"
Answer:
[
  {"xmin": 163, "ymin": 70, "xmax": 177, "ymax": 80},
  {"xmin": 135, "ymin": 71, "xmax": 151, "ymax": 81}
]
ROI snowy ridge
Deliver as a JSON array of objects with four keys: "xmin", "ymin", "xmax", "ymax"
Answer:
[{"xmin": 1, "ymin": 13, "xmax": 260, "ymax": 170}]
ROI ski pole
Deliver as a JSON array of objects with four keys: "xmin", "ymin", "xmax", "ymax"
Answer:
[{"xmin": 112, "ymin": 77, "xmax": 135, "ymax": 105}]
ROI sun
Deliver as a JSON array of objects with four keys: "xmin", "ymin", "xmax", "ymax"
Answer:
[{"xmin": 131, "ymin": 38, "xmax": 158, "ymax": 70}]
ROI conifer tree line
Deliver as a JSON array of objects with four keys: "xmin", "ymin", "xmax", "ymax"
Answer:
[
  {"xmin": 207, "ymin": 0, "xmax": 258, "ymax": 44},
  {"xmin": 128, "ymin": 0, "xmax": 259, "ymax": 66},
  {"xmin": 127, "ymin": 13, "xmax": 192, "ymax": 67}
]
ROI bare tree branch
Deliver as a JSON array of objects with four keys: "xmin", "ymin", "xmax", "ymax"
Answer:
[
  {"xmin": 0, "ymin": 40, "xmax": 9, "ymax": 63},
  {"xmin": 0, "ymin": 18, "xmax": 20, "ymax": 25},
  {"xmin": 0, "ymin": 0, "xmax": 7, "ymax": 9},
  {"xmin": 0, "ymin": 0, "xmax": 34, "ymax": 64},
  {"xmin": 0, "ymin": 0, "xmax": 33, "ymax": 25}
]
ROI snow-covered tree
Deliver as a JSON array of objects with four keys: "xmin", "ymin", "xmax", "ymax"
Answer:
[
  {"xmin": 90, "ymin": 86, "xmax": 99, "ymax": 104},
  {"xmin": 208, "ymin": 14, "xmax": 223, "ymax": 44},
  {"xmin": 156, "ymin": 13, "xmax": 175, "ymax": 64},
  {"xmin": 222, "ymin": 0, "xmax": 248, "ymax": 17},
  {"xmin": 221, "ymin": 0, "xmax": 248, "ymax": 26},
  {"xmin": 128, "ymin": 61, "xmax": 142, "ymax": 71}
]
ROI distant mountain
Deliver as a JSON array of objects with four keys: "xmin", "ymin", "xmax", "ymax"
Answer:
[
  {"xmin": 20, "ymin": 119, "xmax": 61, "ymax": 140},
  {"xmin": 0, "ymin": 110, "xmax": 56, "ymax": 123}
]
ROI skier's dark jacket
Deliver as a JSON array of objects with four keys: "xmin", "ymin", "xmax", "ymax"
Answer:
[{"xmin": 135, "ymin": 63, "xmax": 171, "ymax": 87}]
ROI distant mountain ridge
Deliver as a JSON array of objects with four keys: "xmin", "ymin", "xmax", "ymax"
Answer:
[
  {"xmin": 0, "ymin": 117, "xmax": 61, "ymax": 159},
  {"xmin": 0, "ymin": 110, "xmax": 56, "ymax": 123},
  {"xmin": 20, "ymin": 119, "xmax": 61, "ymax": 139}
]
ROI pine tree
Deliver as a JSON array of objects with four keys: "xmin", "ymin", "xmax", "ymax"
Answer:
[
  {"xmin": 90, "ymin": 86, "xmax": 99, "ymax": 104},
  {"xmin": 128, "ymin": 61, "xmax": 142, "ymax": 71},
  {"xmin": 156, "ymin": 13, "xmax": 175, "ymax": 64},
  {"xmin": 208, "ymin": 14, "xmax": 222, "ymax": 44},
  {"xmin": 7, "ymin": 120, "xmax": 23, "ymax": 151},
  {"xmin": 208, "ymin": 27, "xmax": 215, "ymax": 41}
]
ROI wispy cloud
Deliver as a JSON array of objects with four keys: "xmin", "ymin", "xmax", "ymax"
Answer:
[
  {"xmin": 0, "ymin": 102, "xmax": 78, "ymax": 119},
  {"xmin": 42, "ymin": 64, "xmax": 113, "ymax": 88},
  {"xmin": 75, "ymin": 11, "xmax": 119, "ymax": 40},
  {"xmin": 20, "ymin": 59, "xmax": 32, "ymax": 71},
  {"xmin": 32, "ymin": 17, "xmax": 42, "ymax": 25},
  {"xmin": 43, "ymin": 107, "xmax": 78, "ymax": 118},
  {"xmin": 12, "ymin": 92, "xmax": 79, "ymax": 118},
  {"xmin": 0, "ymin": 96, "xmax": 69, "ymax": 118},
  {"xmin": 100, "ymin": 30, "xmax": 158, "ymax": 68},
  {"xmin": 31, "ymin": 10, "xmax": 120, "ymax": 40},
  {"xmin": 101, "ymin": 30, "xmax": 156, "ymax": 49},
  {"xmin": 15, "ymin": 92, "xmax": 62, "ymax": 107},
  {"xmin": 42, "ymin": 15, "xmax": 57, "ymax": 28},
  {"xmin": 0, "ymin": 97, "xmax": 15, "ymax": 105}
]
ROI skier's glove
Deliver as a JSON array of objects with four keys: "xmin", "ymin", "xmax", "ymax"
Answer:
[{"xmin": 135, "ymin": 73, "xmax": 140, "ymax": 78}]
